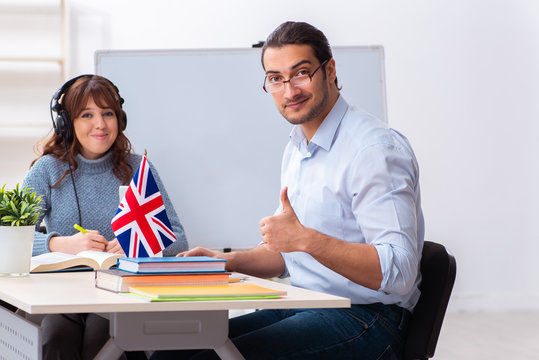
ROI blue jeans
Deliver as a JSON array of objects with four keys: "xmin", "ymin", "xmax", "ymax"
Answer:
[{"xmin": 150, "ymin": 303, "xmax": 410, "ymax": 360}]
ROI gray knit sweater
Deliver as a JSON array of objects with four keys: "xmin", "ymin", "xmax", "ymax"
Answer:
[{"xmin": 22, "ymin": 152, "xmax": 188, "ymax": 257}]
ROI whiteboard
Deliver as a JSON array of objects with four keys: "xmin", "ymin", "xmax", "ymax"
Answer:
[{"xmin": 95, "ymin": 46, "xmax": 387, "ymax": 250}]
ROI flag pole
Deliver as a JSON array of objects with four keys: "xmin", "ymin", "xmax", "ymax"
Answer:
[{"xmin": 144, "ymin": 149, "xmax": 147, "ymax": 157}]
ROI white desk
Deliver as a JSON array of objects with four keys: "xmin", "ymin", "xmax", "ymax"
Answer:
[{"xmin": 0, "ymin": 272, "xmax": 350, "ymax": 360}]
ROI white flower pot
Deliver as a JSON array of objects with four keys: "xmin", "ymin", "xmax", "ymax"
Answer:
[{"xmin": 0, "ymin": 225, "xmax": 35, "ymax": 276}]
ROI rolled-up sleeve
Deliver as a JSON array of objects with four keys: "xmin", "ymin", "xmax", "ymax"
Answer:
[{"xmin": 351, "ymin": 140, "xmax": 422, "ymax": 295}]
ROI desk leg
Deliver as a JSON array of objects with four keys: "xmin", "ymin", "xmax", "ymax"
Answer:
[
  {"xmin": 214, "ymin": 338, "xmax": 245, "ymax": 360},
  {"xmin": 94, "ymin": 337, "xmax": 124, "ymax": 360}
]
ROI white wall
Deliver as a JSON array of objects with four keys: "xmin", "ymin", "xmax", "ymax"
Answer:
[{"xmin": 1, "ymin": 0, "xmax": 538, "ymax": 311}]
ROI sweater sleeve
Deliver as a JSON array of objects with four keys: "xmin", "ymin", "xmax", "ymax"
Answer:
[
  {"xmin": 22, "ymin": 157, "xmax": 57, "ymax": 256},
  {"xmin": 147, "ymin": 159, "xmax": 189, "ymax": 256}
]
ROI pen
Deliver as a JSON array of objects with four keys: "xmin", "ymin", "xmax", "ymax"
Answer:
[{"xmin": 73, "ymin": 224, "xmax": 88, "ymax": 233}]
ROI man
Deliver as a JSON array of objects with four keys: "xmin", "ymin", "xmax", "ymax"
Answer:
[{"xmin": 152, "ymin": 21, "xmax": 424, "ymax": 360}]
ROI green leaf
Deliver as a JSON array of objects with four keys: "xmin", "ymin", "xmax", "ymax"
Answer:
[
  {"xmin": 20, "ymin": 201, "xmax": 29, "ymax": 215},
  {"xmin": 9, "ymin": 202, "xmax": 19, "ymax": 217}
]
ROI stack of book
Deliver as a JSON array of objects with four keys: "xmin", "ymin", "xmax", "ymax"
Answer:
[
  {"xmin": 95, "ymin": 256, "xmax": 287, "ymax": 301},
  {"xmin": 95, "ymin": 256, "xmax": 230, "ymax": 293}
]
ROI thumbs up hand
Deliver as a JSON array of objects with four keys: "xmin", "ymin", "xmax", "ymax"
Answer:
[
  {"xmin": 279, "ymin": 186, "xmax": 295, "ymax": 217},
  {"xmin": 259, "ymin": 187, "xmax": 308, "ymax": 253}
]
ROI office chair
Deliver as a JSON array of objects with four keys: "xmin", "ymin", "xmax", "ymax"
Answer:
[{"xmin": 404, "ymin": 241, "xmax": 457, "ymax": 360}]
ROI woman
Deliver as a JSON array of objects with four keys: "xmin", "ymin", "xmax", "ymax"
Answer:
[{"xmin": 23, "ymin": 74, "xmax": 188, "ymax": 360}]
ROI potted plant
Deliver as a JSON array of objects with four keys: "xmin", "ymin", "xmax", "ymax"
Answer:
[{"xmin": 0, "ymin": 184, "xmax": 42, "ymax": 276}]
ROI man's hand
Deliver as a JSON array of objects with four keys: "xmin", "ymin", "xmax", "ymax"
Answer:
[
  {"xmin": 259, "ymin": 187, "xmax": 309, "ymax": 253},
  {"xmin": 49, "ymin": 230, "xmax": 109, "ymax": 254},
  {"xmin": 177, "ymin": 245, "xmax": 285, "ymax": 278},
  {"xmin": 177, "ymin": 247, "xmax": 221, "ymax": 258}
]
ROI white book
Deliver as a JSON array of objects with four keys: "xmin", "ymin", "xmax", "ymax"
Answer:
[{"xmin": 30, "ymin": 251, "xmax": 122, "ymax": 273}]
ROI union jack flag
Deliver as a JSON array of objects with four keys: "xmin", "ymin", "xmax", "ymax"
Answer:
[{"xmin": 111, "ymin": 155, "xmax": 176, "ymax": 257}]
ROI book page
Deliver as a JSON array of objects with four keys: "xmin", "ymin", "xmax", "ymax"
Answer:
[
  {"xmin": 30, "ymin": 252, "xmax": 98, "ymax": 272},
  {"xmin": 76, "ymin": 251, "xmax": 122, "ymax": 269}
]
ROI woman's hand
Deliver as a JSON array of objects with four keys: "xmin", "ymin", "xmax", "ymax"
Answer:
[
  {"xmin": 49, "ymin": 230, "xmax": 108, "ymax": 254},
  {"xmin": 106, "ymin": 239, "xmax": 126, "ymax": 255}
]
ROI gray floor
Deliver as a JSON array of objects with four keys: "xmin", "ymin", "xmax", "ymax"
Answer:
[{"xmin": 433, "ymin": 310, "xmax": 539, "ymax": 359}]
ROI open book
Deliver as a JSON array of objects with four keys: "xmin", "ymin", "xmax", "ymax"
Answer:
[{"xmin": 31, "ymin": 251, "xmax": 122, "ymax": 273}]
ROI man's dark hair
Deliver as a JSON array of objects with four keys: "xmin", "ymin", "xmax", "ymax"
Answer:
[{"xmin": 261, "ymin": 21, "xmax": 340, "ymax": 90}]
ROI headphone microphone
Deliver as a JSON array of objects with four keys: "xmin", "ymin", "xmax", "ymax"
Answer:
[{"xmin": 49, "ymin": 74, "xmax": 128, "ymax": 227}]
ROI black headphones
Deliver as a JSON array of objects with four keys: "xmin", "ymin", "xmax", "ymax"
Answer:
[{"xmin": 50, "ymin": 74, "xmax": 127, "ymax": 144}]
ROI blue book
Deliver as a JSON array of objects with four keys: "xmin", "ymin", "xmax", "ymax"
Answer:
[{"xmin": 117, "ymin": 256, "xmax": 227, "ymax": 274}]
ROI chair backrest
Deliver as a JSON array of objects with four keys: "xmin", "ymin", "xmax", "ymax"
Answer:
[{"xmin": 404, "ymin": 241, "xmax": 457, "ymax": 360}]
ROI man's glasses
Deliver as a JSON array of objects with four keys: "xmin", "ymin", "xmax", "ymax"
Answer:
[{"xmin": 263, "ymin": 59, "xmax": 329, "ymax": 93}]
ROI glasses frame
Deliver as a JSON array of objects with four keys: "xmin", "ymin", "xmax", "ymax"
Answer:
[{"xmin": 263, "ymin": 59, "xmax": 329, "ymax": 93}]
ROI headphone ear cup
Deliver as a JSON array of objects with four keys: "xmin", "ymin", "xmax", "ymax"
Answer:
[
  {"xmin": 121, "ymin": 110, "xmax": 127, "ymax": 130},
  {"xmin": 56, "ymin": 110, "xmax": 73, "ymax": 144}
]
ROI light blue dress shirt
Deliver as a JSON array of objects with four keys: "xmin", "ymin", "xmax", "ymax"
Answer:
[{"xmin": 279, "ymin": 95, "xmax": 424, "ymax": 311}]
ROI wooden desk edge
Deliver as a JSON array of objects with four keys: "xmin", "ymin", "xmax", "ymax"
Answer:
[{"xmin": 0, "ymin": 271, "xmax": 351, "ymax": 314}]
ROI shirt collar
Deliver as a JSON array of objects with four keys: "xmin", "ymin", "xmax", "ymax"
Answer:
[{"xmin": 289, "ymin": 95, "xmax": 349, "ymax": 152}]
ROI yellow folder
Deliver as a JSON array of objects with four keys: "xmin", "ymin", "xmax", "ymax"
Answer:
[{"xmin": 129, "ymin": 283, "xmax": 287, "ymax": 300}]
